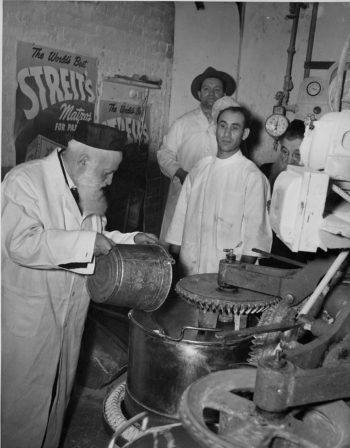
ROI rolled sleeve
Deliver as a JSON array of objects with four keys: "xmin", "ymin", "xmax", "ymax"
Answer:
[{"xmin": 104, "ymin": 230, "xmax": 138, "ymax": 244}]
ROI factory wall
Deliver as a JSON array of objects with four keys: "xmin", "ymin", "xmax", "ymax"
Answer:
[
  {"xmin": 2, "ymin": 0, "xmax": 174, "ymax": 234},
  {"xmin": 170, "ymin": 2, "xmax": 350, "ymax": 165},
  {"xmin": 2, "ymin": 2, "xmax": 349, "ymax": 234},
  {"xmin": 169, "ymin": 2, "xmax": 241, "ymax": 125}
]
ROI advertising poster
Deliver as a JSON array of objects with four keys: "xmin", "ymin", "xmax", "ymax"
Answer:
[
  {"xmin": 15, "ymin": 41, "xmax": 97, "ymax": 163},
  {"xmin": 99, "ymin": 84, "xmax": 151, "ymax": 232}
]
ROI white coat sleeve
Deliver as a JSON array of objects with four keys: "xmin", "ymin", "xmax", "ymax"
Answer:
[
  {"xmin": 102, "ymin": 217, "xmax": 138, "ymax": 244},
  {"xmin": 165, "ymin": 174, "xmax": 192, "ymax": 245},
  {"xmin": 2, "ymin": 173, "xmax": 96, "ymax": 269},
  {"xmin": 241, "ymin": 171, "xmax": 272, "ymax": 257},
  {"xmin": 157, "ymin": 119, "xmax": 183, "ymax": 179}
]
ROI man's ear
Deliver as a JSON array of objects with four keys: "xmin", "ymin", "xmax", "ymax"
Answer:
[{"xmin": 242, "ymin": 128, "xmax": 250, "ymax": 141}]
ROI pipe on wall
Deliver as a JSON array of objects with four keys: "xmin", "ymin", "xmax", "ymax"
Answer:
[{"xmin": 304, "ymin": 3, "xmax": 319, "ymax": 79}]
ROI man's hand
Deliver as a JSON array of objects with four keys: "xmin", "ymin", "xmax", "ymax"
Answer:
[
  {"xmin": 94, "ymin": 233, "xmax": 116, "ymax": 256},
  {"xmin": 134, "ymin": 233, "xmax": 159, "ymax": 245},
  {"xmin": 175, "ymin": 168, "xmax": 188, "ymax": 185}
]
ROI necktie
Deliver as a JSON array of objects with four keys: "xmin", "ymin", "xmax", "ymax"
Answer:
[{"xmin": 70, "ymin": 187, "xmax": 80, "ymax": 206}]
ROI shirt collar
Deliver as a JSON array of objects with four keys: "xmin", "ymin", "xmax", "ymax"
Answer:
[{"xmin": 216, "ymin": 149, "xmax": 242, "ymax": 162}]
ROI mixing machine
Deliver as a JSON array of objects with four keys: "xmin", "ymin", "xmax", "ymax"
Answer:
[
  {"xmin": 176, "ymin": 109, "xmax": 350, "ymax": 448},
  {"xmin": 103, "ymin": 110, "xmax": 350, "ymax": 447}
]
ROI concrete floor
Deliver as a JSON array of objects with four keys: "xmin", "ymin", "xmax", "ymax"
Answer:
[
  {"xmin": 60, "ymin": 373, "xmax": 128, "ymax": 448},
  {"xmin": 60, "ymin": 370, "xmax": 127, "ymax": 448},
  {"xmin": 59, "ymin": 304, "xmax": 130, "ymax": 448},
  {"xmin": 60, "ymin": 384, "xmax": 112, "ymax": 448}
]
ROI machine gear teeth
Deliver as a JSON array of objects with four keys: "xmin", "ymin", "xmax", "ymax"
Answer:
[
  {"xmin": 176, "ymin": 274, "xmax": 281, "ymax": 316},
  {"xmin": 248, "ymin": 299, "xmax": 297, "ymax": 365}
]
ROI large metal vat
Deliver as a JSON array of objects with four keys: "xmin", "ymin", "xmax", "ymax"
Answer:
[
  {"xmin": 124, "ymin": 296, "xmax": 254, "ymax": 424},
  {"xmin": 87, "ymin": 244, "xmax": 173, "ymax": 311}
]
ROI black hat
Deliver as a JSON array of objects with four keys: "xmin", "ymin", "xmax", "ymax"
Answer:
[
  {"xmin": 72, "ymin": 121, "xmax": 127, "ymax": 152},
  {"xmin": 191, "ymin": 67, "xmax": 236, "ymax": 101}
]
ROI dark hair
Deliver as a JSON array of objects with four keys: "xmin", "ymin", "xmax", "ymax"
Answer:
[
  {"xmin": 217, "ymin": 106, "xmax": 251, "ymax": 128},
  {"xmin": 281, "ymin": 119, "xmax": 305, "ymax": 141}
]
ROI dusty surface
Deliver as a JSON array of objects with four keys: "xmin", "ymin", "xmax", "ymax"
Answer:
[{"xmin": 60, "ymin": 375, "xmax": 126, "ymax": 448}]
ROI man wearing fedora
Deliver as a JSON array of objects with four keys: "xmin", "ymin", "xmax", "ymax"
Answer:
[
  {"xmin": 1, "ymin": 122, "xmax": 158, "ymax": 448},
  {"xmin": 157, "ymin": 67, "xmax": 236, "ymax": 243}
]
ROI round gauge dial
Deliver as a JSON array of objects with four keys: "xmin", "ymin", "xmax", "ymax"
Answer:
[
  {"xmin": 306, "ymin": 80, "xmax": 322, "ymax": 97},
  {"xmin": 265, "ymin": 114, "xmax": 289, "ymax": 138}
]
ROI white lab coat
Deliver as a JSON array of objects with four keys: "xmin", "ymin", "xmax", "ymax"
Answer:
[
  {"xmin": 166, "ymin": 151, "xmax": 272, "ymax": 275},
  {"xmin": 157, "ymin": 107, "xmax": 217, "ymax": 242},
  {"xmin": 1, "ymin": 149, "xmax": 137, "ymax": 448}
]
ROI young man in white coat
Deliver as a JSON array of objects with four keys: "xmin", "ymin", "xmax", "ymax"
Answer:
[
  {"xmin": 157, "ymin": 66, "xmax": 236, "ymax": 243},
  {"xmin": 1, "ymin": 122, "xmax": 157, "ymax": 448},
  {"xmin": 166, "ymin": 106, "xmax": 272, "ymax": 276}
]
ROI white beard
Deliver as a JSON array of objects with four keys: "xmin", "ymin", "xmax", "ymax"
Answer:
[{"xmin": 76, "ymin": 172, "xmax": 108, "ymax": 216}]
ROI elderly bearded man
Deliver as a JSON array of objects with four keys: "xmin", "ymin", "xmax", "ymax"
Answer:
[
  {"xmin": 157, "ymin": 66, "xmax": 236, "ymax": 243},
  {"xmin": 166, "ymin": 106, "xmax": 272, "ymax": 276},
  {"xmin": 1, "ymin": 122, "xmax": 158, "ymax": 448}
]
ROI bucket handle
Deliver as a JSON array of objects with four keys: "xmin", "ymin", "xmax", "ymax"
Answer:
[
  {"xmin": 165, "ymin": 326, "xmax": 255, "ymax": 344},
  {"xmin": 166, "ymin": 326, "xmax": 222, "ymax": 342},
  {"xmin": 162, "ymin": 257, "xmax": 175, "ymax": 266}
]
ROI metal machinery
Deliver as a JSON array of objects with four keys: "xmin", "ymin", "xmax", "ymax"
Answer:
[
  {"xmin": 106, "ymin": 109, "xmax": 350, "ymax": 447},
  {"xmin": 175, "ymin": 109, "xmax": 350, "ymax": 447}
]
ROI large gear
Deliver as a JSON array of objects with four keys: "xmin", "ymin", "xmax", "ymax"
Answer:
[{"xmin": 176, "ymin": 273, "xmax": 280, "ymax": 315}]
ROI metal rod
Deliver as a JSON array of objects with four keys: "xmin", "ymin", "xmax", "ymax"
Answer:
[
  {"xmin": 215, "ymin": 322, "xmax": 302, "ymax": 340},
  {"xmin": 282, "ymin": 3, "xmax": 301, "ymax": 106},
  {"xmin": 235, "ymin": 2, "xmax": 245, "ymax": 100},
  {"xmin": 304, "ymin": 3, "xmax": 319, "ymax": 79},
  {"xmin": 298, "ymin": 250, "xmax": 349, "ymax": 316},
  {"xmin": 332, "ymin": 183, "xmax": 350, "ymax": 203},
  {"xmin": 252, "ymin": 248, "xmax": 306, "ymax": 267}
]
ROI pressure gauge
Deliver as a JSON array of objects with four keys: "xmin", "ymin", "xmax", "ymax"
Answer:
[
  {"xmin": 265, "ymin": 113, "xmax": 289, "ymax": 138},
  {"xmin": 306, "ymin": 80, "xmax": 322, "ymax": 97}
]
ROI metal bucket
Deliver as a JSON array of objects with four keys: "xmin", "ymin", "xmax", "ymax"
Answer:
[
  {"xmin": 124, "ymin": 297, "xmax": 253, "ymax": 424},
  {"xmin": 87, "ymin": 244, "xmax": 173, "ymax": 312}
]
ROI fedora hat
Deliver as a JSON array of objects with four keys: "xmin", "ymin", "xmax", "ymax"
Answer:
[{"xmin": 191, "ymin": 67, "xmax": 236, "ymax": 101}]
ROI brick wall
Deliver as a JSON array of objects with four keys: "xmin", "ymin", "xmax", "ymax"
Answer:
[{"xmin": 2, "ymin": 0, "xmax": 174, "ymax": 234}]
